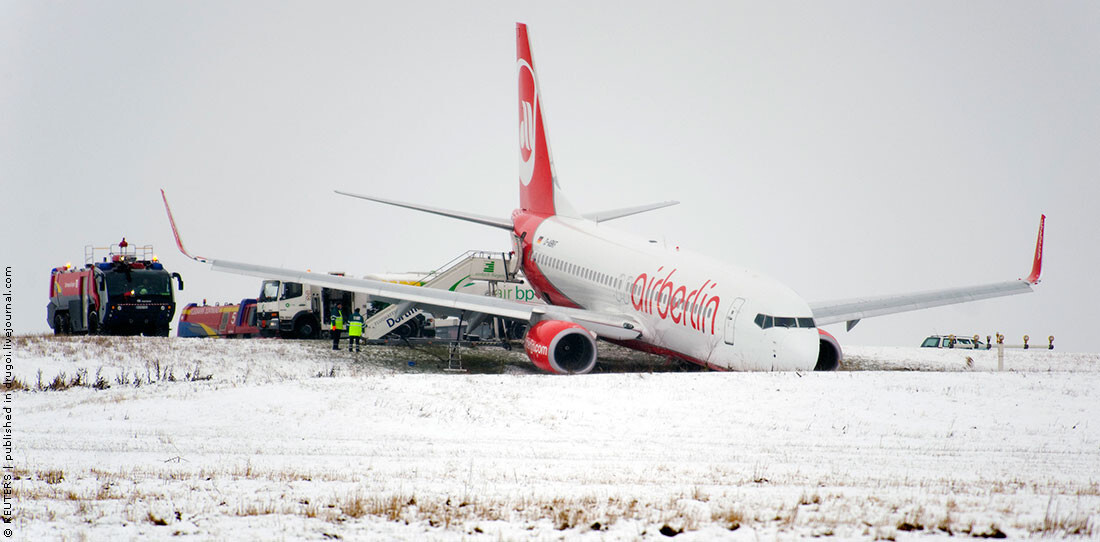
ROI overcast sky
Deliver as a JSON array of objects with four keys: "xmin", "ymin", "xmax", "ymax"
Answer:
[{"xmin": 3, "ymin": 2, "xmax": 1097, "ymax": 353}]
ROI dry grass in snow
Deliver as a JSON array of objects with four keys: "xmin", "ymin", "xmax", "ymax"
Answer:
[{"xmin": 6, "ymin": 335, "xmax": 1100, "ymax": 540}]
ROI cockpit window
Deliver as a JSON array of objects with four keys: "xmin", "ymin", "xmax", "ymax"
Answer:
[{"xmin": 755, "ymin": 314, "xmax": 816, "ymax": 330}]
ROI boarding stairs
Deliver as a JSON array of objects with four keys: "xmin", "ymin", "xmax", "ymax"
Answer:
[{"xmin": 360, "ymin": 251, "xmax": 520, "ymax": 340}]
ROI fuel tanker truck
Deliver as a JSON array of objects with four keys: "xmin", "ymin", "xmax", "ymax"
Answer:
[{"xmin": 47, "ymin": 238, "xmax": 184, "ymax": 336}]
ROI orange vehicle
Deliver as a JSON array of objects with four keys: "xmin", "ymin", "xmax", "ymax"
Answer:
[
  {"xmin": 48, "ymin": 239, "xmax": 183, "ymax": 336},
  {"xmin": 177, "ymin": 299, "xmax": 260, "ymax": 338}
]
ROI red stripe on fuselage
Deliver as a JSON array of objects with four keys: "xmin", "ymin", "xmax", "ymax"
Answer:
[{"xmin": 512, "ymin": 210, "xmax": 582, "ymax": 309}]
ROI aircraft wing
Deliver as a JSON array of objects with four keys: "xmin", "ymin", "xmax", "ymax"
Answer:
[
  {"xmin": 210, "ymin": 259, "xmax": 642, "ymax": 340},
  {"xmin": 162, "ymin": 190, "xmax": 642, "ymax": 341},
  {"xmin": 809, "ymin": 279, "xmax": 1033, "ymax": 330},
  {"xmin": 809, "ymin": 215, "xmax": 1045, "ymax": 331}
]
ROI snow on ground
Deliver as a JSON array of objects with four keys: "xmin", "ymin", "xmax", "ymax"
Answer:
[{"xmin": 7, "ymin": 336, "xmax": 1100, "ymax": 540}]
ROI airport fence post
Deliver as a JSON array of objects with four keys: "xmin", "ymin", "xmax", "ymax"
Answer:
[{"xmin": 996, "ymin": 333, "xmax": 1005, "ymax": 371}]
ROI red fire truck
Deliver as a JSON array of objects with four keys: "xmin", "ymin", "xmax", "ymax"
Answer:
[
  {"xmin": 177, "ymin": 299, "xmax": 260, "ymax": 338},
  {"xmin": 47, "ymin": 239, "xmax": 184, "ymax": 336}
]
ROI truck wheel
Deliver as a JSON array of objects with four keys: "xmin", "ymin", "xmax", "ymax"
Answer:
[
  {"xmin": 393, "ymin": 319, "xmax": 419, "ymax": 339},
  {"xmin": 295, "ymin": 319, "xmax": 318, "ymax": 340},
  {"xmin": 53, "ymin": 313, "xmax": 65, "ymax": 335},
  {"xmin": 87, "ymin": 311, "xmax": 100, "ymax": 335}
]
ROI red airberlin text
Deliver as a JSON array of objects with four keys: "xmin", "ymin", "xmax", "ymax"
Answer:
[{"xmin": 631, "ymin": 267, "xmax": 721, "ymax": 335}]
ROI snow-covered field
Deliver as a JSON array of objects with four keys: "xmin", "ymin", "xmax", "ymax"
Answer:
[{"xmin": 8, "ymin": 336, "xmax": 1099, "ymax": 540}]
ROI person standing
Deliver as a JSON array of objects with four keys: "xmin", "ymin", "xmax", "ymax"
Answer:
[
  {"xmin": 348, "ymin": 307, "xmax": 365, "ymax": 352},
  {"xmin": 331, "ymin": 303, "xmax": 345, "ymax": 350}
]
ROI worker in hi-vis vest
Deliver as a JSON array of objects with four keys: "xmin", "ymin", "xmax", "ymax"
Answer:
[
  {"xmin": 330, "ymin": 303, "xmax": 345, "ymax": 351},
  {"xmin": 348, "ymin": 307, "xmax": 365, "ymax": 352}
]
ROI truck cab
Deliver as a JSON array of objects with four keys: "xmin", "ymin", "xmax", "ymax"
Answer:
[
  {"xmin": 255, "ymin": 277, "xmax": 369, "ymax": 339},
  {"xmin": 48, "ymin": 241, "xmax": 183, "ymax": 336}
]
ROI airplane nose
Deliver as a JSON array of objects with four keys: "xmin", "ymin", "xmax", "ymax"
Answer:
[{"xmin": 776, "ymin": 331, "xmax": 819, "ymax": 370}]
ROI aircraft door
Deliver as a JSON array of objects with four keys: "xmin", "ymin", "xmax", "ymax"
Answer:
[
  {"xmin": 723, "ymin": 297, "xmax": 746, "ymax": 346},
  {"xmin": 509, "ymin": 233, "xmax": 524, "ymax": 277}
]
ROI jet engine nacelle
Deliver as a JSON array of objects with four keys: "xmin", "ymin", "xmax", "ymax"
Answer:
[
  {"xmin": 815, "ymin": 329, "xmax": 842, "ymax": 371},
  {"xmin": 523, "ymin": 320, "xmax": 598, "ymax": 374}
]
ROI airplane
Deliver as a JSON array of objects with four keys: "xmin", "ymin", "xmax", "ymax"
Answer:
[{"xmin": 161, "ymin": 23, "xmax": 1045, "ymax": 374}]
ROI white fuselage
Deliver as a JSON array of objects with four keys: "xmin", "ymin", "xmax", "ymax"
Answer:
[{"xmin": 525, "ymin": 216, "xmax": 820, "ymax": 370}]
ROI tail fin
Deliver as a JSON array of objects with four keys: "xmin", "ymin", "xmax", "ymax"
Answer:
[{"xmin": 516, "ymin": 23, "xmax": 577, "ymax": 217}]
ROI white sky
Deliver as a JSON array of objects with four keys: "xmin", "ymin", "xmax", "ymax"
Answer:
[{"xmin": 3, "ymin": 2, "xmax": 1097, "ymax": 352}]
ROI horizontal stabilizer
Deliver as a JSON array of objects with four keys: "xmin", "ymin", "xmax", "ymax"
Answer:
[
  {"xmin": 583, "ymin": 201, "xmax": 680, "ymax": 223},
  {"xmin": 335, "ymin": 190, "xmax": 513, "ymax": 230}
]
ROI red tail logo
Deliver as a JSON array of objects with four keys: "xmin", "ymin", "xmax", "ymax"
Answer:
[
  {"xmin": 516, "ymin": 23, "xmax": 556, "ymax": 215},
  {"xmin": 518, "ymin": 60, "xmax": 537, "ymax": 186}
]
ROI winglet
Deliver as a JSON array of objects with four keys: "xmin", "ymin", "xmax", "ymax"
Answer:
[
  {"xmin": 1025, "ymin": 214, "xmax": 1045, "ymax": 284},
  {"xmin": 160, "ymin": 189, "xmax": 208, "ymax": 263}
]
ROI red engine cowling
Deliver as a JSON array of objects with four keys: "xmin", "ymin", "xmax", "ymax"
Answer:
[
  {"xmin": 815, "ymin": 329, "xmax": 842, "ymax": 371},
  {"xmin": 523, "ymin": 320, "xmax": 598, "ymax": 374}
]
